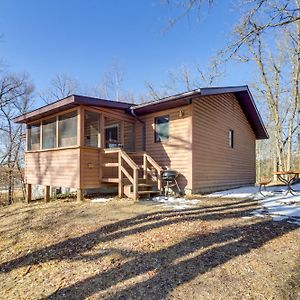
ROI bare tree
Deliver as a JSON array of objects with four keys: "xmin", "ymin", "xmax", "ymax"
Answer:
[
  {"xmin": 96, "ymin": 62, "xmax": 125, "ymax": 101},
  {"xmin": 0, "ymin": 73, "xmax": 34, "ymax": 204},
  {"xmin": 142, "ymin": 60, "xmax": 223, "ymax": 101},
  {"xmin": 230, "ymin": 2, "xmax": 300, "ymax": 174},
  {"xmin": 166, "ymin": 0, "xmax": 299, "ymax": 36},
  {"xmin": 40, "ymin": 73, "xmax": 80, "ymax": 104},
  {"xmin": 164, "ymin": 0, "xmax": 214, "ymax": 30}
]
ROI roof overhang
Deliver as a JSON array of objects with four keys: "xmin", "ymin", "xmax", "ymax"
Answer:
[
  {"xmin": 131, "ymin": 86, "xmax": 268, "ymax": 140},
  {"xmin": 130, "ymin": 90, "xmax": 196, "ymax": 115},
  {"xmin": 13, "ymin": 95, "xmax": 133, "ymax": 124}
]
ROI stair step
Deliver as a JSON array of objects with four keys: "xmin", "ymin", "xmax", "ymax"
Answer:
[
  {"xmin": 138, "ymin": 183, "xmax": 156, "ymax": 187},
  {"xmin": 101, "ymin": 178, "xmax": 119, "ymax": 183},
  {"xmin": 124, "ymin": 183, "xmax": 154, "ymax": 188},
  {"xmin": 102, "ymin": 162, "xmax": 118, "ymax": 167},
  {"xmin": 124, "ymin": 183, "xmax": 157, "ymax": 192},
  {"xmin": 138, "ymin": 190, "xmax": 160, "ymax": 195},
  {"xmin": 138, "ymin": 178, "xmax": 147, "ymax": 183}
]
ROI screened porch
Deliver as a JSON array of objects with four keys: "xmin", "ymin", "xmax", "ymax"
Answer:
[{"xmin": 26, "ymin": 106, "xmax": 135, "ymax": 152}]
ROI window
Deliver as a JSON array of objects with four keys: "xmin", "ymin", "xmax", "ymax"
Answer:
[
  {"xmin": 84, "ymin": 110, "xmax": 99, "ymax": 147},
  {"xmin": 155, "ymin": 115, "xmax": 169, "ymax": 142},
  {"xmin": 105, "ymin": 124, "xmax": 119, "ymax": 148},
  {"xmin": 42, "ymin": 117, "xmax": 57, "ymax": 149},
  {"xmin": 58, "ymin": 111, "xmax": 77, "ymax": 147},
  {"xmin": 27, "ymin": 123, "xmax": 40, "ymax": 150},
  {"xmin": 228, "ymin": 129, "xmax": 234, "ymax": 148}
]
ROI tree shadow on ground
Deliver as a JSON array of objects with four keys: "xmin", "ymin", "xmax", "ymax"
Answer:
[{"xmin": 0, "ymin": 198, "xmax": 298, "ymax": 299}]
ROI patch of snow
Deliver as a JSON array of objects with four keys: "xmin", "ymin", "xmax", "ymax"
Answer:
[
  {"xmin": 150, "ymin": 196, "xmax": 201, "ymax": 210},
  {"xmin": 91, "ymin": 197, "xmax": 114, "ymax": 203},
  {"xmin": 207, "ymin": 185, "xmax": 259, "ymax": 199},
  {"xmin": 207, "ymin": 184, "xmax": 300, "ymax": 225}
]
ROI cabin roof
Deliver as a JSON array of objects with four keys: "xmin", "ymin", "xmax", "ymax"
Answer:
[
  {"xmin": 132, "ymin": 85, "xmax": 268, "ymax": 139},
  {"xmin": 13, "ymin": 85, "xmax": 268, "ymax": 139}
]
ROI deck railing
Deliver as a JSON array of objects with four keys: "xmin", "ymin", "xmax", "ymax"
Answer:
[
  {"xmin": 101, "ymin": 148, "xmax": 162, "ymax": 200},
  {"xmin": 130, "ymin": 152, "xmax": 163, "ymax": 191},
  {"xmin": 102, "ymin": 148, "xmax": 139, "ymax": 200}
]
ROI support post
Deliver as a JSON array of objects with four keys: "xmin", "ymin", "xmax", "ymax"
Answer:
[
  {"xmin": 120, "ymin": 121, "xmax": 125, "ymax": 146},
  {"xmin": 44, "ymin": 185, "xmax": 50, "ymax": 203},
  {"xmin": 25, "ymin": 184, "xmax": 32, "ymax": 204},
  {"xmin": 77, "ymin": 188, "xmax": 84, "ymax": 202},
  {"xmin": 157, "ymin": 172, "xmax": 162, "ymax": 192},
  {"xmin": 100, "ymin": 114, "xmax": 105, "ymax": 148},
  {"xmin": 133, "ymin": 168, "xmax": 138, "ymax": 201},
  {"xmin": 143, "ymin": 154, "xmax": 147, "ymax": 180},
  {"xmin": 77, "ymin": 106, "xmax": 84, "ymax": 147},
  {"xmin": 118, "ymin": 151, "xmax": 123, "ymax": 198}
]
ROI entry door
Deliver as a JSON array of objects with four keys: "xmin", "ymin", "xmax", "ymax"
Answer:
[{"xmin": 105, "ymin": 125, "xmax": 119, "ymax": 148}]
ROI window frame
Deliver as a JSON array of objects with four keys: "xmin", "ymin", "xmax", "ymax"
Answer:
[
  {"xmin": 27, "ymin": 122, "xmax": 41, "ymax": 151},
  {"xmin": 228, "ymin": 129, "xmax": 234, "ymax": 148},
  {"xmin": 154, "ymin": 115, "xmax": 169, "ymax": 143},
  {"xmin": 42, "ymin": 116, "xmax": 57, "ymax": 149},
  {"xmin": 84, "ymin": 109, "xmax": 101, "ymax": 148},
  {"xmin": 58, "ymin": 110, "xmax": 78, "ymax": 148},
  {"xmin": 105, "ymin": 123, "xmax": 120, "ymax": 148},
  {"xmin": 26, "ymin": 108, "xmax": 80, "ymax": 152}
]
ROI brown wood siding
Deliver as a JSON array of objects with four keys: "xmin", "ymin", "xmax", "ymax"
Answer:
[
  {"xmin": 135, "ymin": 120, "xmax": 144, "ymax": 152},
  {"xmin": 80, "ymin": 148, "xmax": 101, "ymax": 189},
  {"xmin": 25, "ymin": 148, "xmax": 80, "ymax": 188},
  {"xmin": 192, "ymin": 94, "xmax": 256, "ymax": 192},
  {"xmin": 139, "ymin": 105, "xmax": 193, "ymax": 190},
  {"xmin": 124, "ymin": 121, "xmax": 135, "ymax": 152}
]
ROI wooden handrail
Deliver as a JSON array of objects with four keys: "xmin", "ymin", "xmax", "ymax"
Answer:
[
  {"xmin": 101, "ymin": 148, "xmax": 162, "ymax": 200},
  {"xmin": 120, "ymin": 149, "xmax": 139, "ymax": 170},
  {"xmin": 127, "ymin": 151, "xmax": 146, "ymax": 157},
  {"xmin": 143, "ymin": 153, "xmax": 163, "ymax": 191},
  {"xmin": 120, "ymin": 165, "xmax": 134, "ymax": 184},
  {"xmin": 102, "ymin": 148, "xmax": 139, "ymax": 170},
  {"xmin": 119, "ymin": 149, "xmax": 139, "ymax": 200},
  {"xmin": 144, "ymin": 153, "xmax": 163, "ymax": 172},
  {"xmin": 102, "ymin": 148, "xmax": 122, "ymax": 154}
]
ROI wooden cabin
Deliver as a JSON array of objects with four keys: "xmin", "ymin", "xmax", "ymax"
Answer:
[{"xmin": 13, "ymin": 86, "xmax": 268, "ymax": 201}]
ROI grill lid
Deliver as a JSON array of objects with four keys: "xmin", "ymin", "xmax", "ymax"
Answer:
[{"xmin": 162, "ymin": 169, "xmax": 178, "ymax": 181}]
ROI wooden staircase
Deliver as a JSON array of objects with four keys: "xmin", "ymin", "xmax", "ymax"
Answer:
[{"xmin": 101, "ymin": 148, "xmax": 163, "ymax": 200}]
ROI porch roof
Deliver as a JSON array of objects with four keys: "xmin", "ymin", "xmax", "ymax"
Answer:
[{"xmin": 13, "ymin": 95, "xmax": 134, "ymax": 124}]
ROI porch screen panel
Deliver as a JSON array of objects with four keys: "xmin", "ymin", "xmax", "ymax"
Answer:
[
  {"xmin": 58, "ymin": 111, "xmax": 77, "ymax": 147},
  {"xmin": 42, "ymin": 117, "xmax": 56, "ymax": 149},
  {"xmin": 84, "ymin": 110, "xmax": 99, "ymax": 147},
  {"xmin": 27, "ymin": 123, "xmax": 40, "ymax": 150}
]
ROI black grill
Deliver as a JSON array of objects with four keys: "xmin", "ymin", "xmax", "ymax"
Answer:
[{"xmin": 162, "ymin": 169, "xmax": 178, "ymax": 182}]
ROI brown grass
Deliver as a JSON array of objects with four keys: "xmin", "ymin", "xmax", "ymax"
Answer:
[{"xmin": 0, "ymin": 197, "xmax": 299, "ymax": 300}]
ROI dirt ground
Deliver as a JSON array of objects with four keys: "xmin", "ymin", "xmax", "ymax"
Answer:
[{"xmin": 0, "ymin": 196, "xmax": 299, "ymax": 300}]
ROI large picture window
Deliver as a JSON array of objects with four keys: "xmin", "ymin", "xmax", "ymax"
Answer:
[
  {"xmin": 42, "ymin": 117, "xmax": 57, "ymax": 149},
  {"xmin": 27, "ymin": 123, "xmax": 40, "ymax": 150},
  {"xmin": 154, "ymin": 115, "xmax": 169, "ymax": 142},
  {"xmin": 84, "ymin": 110, "xmax": 100, "ymax": 147},
  {"xmin": 58, "ymin": 111, "xmax": 77, "ymax": 147}
]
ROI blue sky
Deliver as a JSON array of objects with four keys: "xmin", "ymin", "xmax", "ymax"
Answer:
[{"xmin": 0, "ymin": 0, "xmax": 252, "ymax": 102}]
